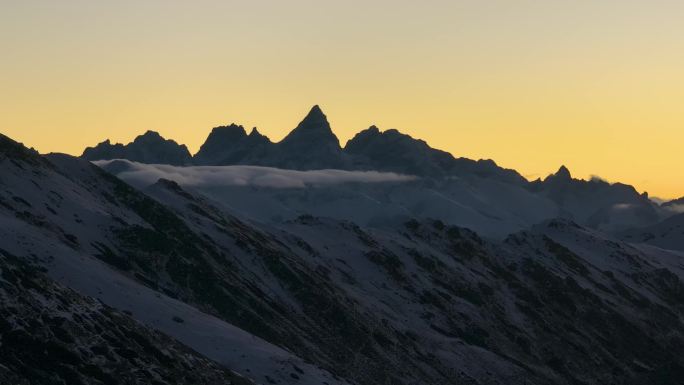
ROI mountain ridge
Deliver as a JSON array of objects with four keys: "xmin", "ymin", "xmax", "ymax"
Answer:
[
  {"xmin": 81, "ymin": 105, "xmax": 525, "ymax": 181},
  {"xmin": 82, "ymin": 130, "xmax": 192, "ymax": 166}
]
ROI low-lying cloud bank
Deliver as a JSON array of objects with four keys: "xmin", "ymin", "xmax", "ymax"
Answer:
[{"xmin": 94, "ymin": 159, "xmax": 417, "ymax": 189}]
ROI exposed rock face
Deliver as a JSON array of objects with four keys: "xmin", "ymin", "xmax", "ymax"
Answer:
[
  {"xmin": 82, "ymin": 130, "xmax": 192, "ymax": 165},
  {"xmin": 0, "ymin": 249, "xmax": 249, "ymax": 385}
]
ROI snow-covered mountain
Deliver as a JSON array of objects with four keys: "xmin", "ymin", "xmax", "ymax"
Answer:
[
  {"xmin": 528, "ymin": 166, "xmax": 662, "ymax": 233},
  {"xmin": 1, "ymin": 134, "xmax": 350, "ymax": 385},
  {"xmin": 620, "ymin": 212, "xmax": 684, "ymax": 252},
  {"xmin": 96, "ymin": 159, "xmax": 671, "ymax": 239},
  {"xmin": 3, "ymin": 131, "xmax": 684, "ymax": 384},
  {"xmin": 0, "ymin": 249, "xmax": 251, "ymax": 385}
]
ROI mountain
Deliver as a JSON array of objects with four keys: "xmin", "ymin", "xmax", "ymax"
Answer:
[
  {"xmin": 528, "ymin": 166, "xmax": 661, "ymax": 232},
  {"xmin": 620, "ymin": 212, "xmax": 684, "ymax": 252},
  {"xmin": 81, "ymin": 106, "xmax": 523, "ymax": 182},
  {"xmin": 194, "ymin": 106, "xmax": 349, "ymax": 169},
  {"xmin": 98, "ymin": 159, "xmax": 673, "ymax": 239},
  {"xmin": 0, "ymin": 249, "xmax": 250, "ymax": 385},
  {"xmin": 193, "ymin": 124, "xmax": 274, "ymax": 165},
  {"xmin": 82, "ymin": 130, "xmax": 192, "ymax": 165},
  {"xmin": 0, "ymin": 133, "xmax": 351, "ymax": 385},
  {"xmin": 663, "ymin": 196, "xmax": 684, "ymax": 209},
  {"xmin": 96, "ymin": 158, "xmax": 556, "ymax": 238},
  {"xmin": 275, "ymin": 105, "xmax": 350, "ymax": 169},
  {"xmin": 345, "ymin": 125, "xmax": 525, "ymax": 183},
  {"xmin": 4, "ymin": 131, "xmax": 684, "ymax": 384}
]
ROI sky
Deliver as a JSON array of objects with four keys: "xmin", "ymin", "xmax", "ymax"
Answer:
[{"xmin": 1, "ymin": 1, "xmax": 683, "ymax": 199}]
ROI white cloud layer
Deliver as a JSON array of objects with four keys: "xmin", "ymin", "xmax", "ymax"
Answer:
[{"xmin": 94, "ymin": 159, "xmax": 417, "ymax": 189}]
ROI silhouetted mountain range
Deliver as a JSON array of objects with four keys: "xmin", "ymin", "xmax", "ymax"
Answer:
[
  {"xmin": 80, "ymin": 105, "xmax": 667, "ymax": 233},
  {"xmin": 82, "ymin": 130, "xmax": 192, "ymax": 165},
  {"xmin": 663, "ymin": 196, "xmax": 684, "ymax": 208},
  {"xmin": 82, "ymin": 105, "xmax": 524, "ymax": 182},
  {"xmin": 528, "ymin": 165, "xmax": 660, "ymax": 231}
]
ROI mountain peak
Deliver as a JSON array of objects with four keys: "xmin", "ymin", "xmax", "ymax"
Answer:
[
  {"xmin": 544, "ymin": 165, "xmax": 572, "ymax": 182},
  {"xmin": 209, "ymin": 124, "xmax": 248, "ymax": 139},
  {"xmin": 309, "ymin": 104, "xmax": 323, "ymax": 116},
  {"xmin": 555, "ymin": 165, "xmax": 572, "ymax": 179},
  {"xmin": 297, "ymin": 105, "xmax": 330, "ymax": 132},
  {"xmin": 136, "ymin": 130, "xmax": 164, "ymax": 142},
  {"xmin": 281, "ymin": 105, "xmax": 340, "ymax": 148}
]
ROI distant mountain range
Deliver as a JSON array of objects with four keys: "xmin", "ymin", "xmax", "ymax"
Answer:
[
  {"xmin": 83, "ymin": 105, "xmax": 525, "ymax": 183},
  {"xmin": 81, "ymin": 105, "xmax": 680, "ymax": 235}
]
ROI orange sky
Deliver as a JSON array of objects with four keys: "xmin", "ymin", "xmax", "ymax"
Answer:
[{"xmin": 1, "ymin": 1, "xmax": 683, "ymax": 199}]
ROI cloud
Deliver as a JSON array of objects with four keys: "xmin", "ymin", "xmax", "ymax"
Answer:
[
  {"xmin": 93, "ymin": 159, "xmax": 418, "ymax": 189},
  {"xmin": 589, "ymin": 175, "xmax": 609, "ymax": 183}
]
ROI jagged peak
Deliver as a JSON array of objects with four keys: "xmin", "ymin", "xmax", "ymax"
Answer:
[
  {"xmin": 248, "ymin": 126, "xmax": 270, "ymax": 140},
  {"xmin": 135, "ymin": 130, "xmax": 165, "ymax": 141},
  {"xmin": 307, "ymin": 104, "xmax": 324, "ymax": 118},
  {"xmin": 556, "ymin": 165, "xmax": 572, "ymax": 179},
  {"xmin": 0, "ymin": 133, "xmax": 45, "ymax": 165},
  {"xmin": 281, "ymin": 105, "xmax": 340, "ymax": 148},
  {"xmin": 295, "ymin": 105, "xmax": 330, "ymax": 131},
  {"xmin": 211, "ymin": 123, "xmax": 246, "ymax": 134},
  {"xmin": 545, "ymin": 165, "xmax": 572, "ymax": 182}
]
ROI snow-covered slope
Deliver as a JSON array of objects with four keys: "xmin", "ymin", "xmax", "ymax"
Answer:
[
  {"xmin": 0, "ymin": 134, "xmax": 350, "ymax": 385},
  {"xmin": 620, "ymin": 212, "xmax": 684, "ymax": 252},
  {"xmin": 0, "ymin": 249, "xmax": 250, "ymax": 385},
  {"xmin": 97, "ymin": 159, "xmax": 673, "ymax": 239},
  {"xmin": 142, "ymin": 173, "xmax": 684, "ymax": 384},
  {"xmin": 95, "ymin": 159, "xmax": 559, "ymax": 238},
  {"xmin": 3, "ymin": 132, "xmax": 684, "ymax": 384}
]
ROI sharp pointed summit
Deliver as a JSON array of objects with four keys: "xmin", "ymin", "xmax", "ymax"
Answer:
[
  {"xmin": 274, "ymin": 105, "xmax": 348, "ymax": 169},
  {"xmin": 281, "ymin": 105, "xmax": 339, "ymax": 147},
  {"xmin": 555, "ymin": 165, "xmax": 572, "ymax": 179},
  {"xmin": 80, "ymin": 105, "xmax": 523, "ymax": 181},
  {"xmin": 544, "ymin": 165, "xmax": 572, "ymax": 182}
]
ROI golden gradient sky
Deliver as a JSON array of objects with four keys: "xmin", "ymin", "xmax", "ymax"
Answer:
[{"xmin": 1, "ymin": 1, "xmax": 683, "ymax": 199}]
